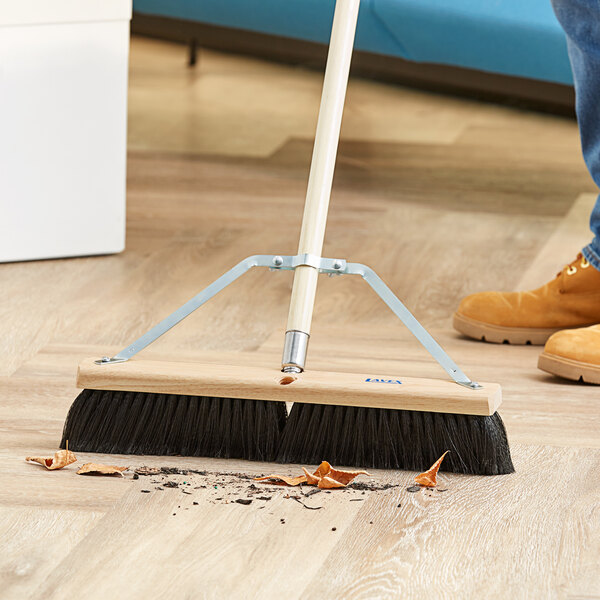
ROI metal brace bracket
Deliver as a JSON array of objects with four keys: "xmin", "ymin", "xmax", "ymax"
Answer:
[
  {"xmin": 98, "ymin": 253, "xmax": 480, "ymax": 390},
  {"xmin": 268, "ymin": 253, "xmax": 346, "ymax": 274}
]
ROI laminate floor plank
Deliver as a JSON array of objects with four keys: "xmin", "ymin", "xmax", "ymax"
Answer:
[{"xmin": 0, "ymin": 507, "xmax": 104, "ymax": 600}]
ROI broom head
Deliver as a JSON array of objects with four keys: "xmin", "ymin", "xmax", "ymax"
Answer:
[{"xmin": 61, "ymin": 358, "xmax": 512, "ymax": 474}]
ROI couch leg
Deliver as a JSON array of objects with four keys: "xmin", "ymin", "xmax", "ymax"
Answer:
[{"xmin": 188, "ymin": 38, "xmax": 198, "ymax": 67}]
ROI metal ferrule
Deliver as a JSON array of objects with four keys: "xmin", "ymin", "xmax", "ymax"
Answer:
[{"xmin": 281, "ymin": 330, "xmax": 310, "ymax": 373}]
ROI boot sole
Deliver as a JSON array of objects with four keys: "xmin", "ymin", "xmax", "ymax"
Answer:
[
  {"xmin": 538, "ymin": 351, "xmax": 600, "ymax": 384},
  {"xmin": 452, "ymin": 312, "xmax": 560, "ymax": 345}
]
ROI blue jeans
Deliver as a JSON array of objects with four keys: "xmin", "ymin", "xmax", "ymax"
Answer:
[{"xmin": 551, "ymin": 0, "xmax": 600, "ymax": 270}]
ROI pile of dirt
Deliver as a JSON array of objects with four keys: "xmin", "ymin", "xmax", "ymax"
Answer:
[{"xmin": 132, "ymin": 466, "xmax": 400, "ymax": 513}]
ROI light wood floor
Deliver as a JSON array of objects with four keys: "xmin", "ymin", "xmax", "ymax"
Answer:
[{"xmin": 1, "ymin": 37, "xmax": 599, "ymax": 599}]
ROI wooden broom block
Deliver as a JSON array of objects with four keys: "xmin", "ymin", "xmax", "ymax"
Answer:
[{"xmin": 77, "ymin": 358, "xmax": 502, "ymax": 416}]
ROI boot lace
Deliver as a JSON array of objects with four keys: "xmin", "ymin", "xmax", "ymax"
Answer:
[{"xmin": 565, "ymin": 254, "xmax": 590, "ymax": 276}]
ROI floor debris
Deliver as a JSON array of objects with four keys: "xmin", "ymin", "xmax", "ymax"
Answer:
[
  {"xmin": 414, "ymin": 452, "xmax": 449, "ymax": 488},
  {"xmin": 77, "ymin": 463, "xmax": 128, "ymax": 477},
  {"xmin": 255, "ymin": 461, "xmax": 370, "ymax": 489},
  {"xmin": 289, "ymin": 496, "xmax": 323, "ymax": 510},
  {"xmin": 127, "ymin": 465, "xmax": 450, "ymax": 520},
  {"xmin": 25, "ymin": 447, "xmax": 77, "ymax": 470}
]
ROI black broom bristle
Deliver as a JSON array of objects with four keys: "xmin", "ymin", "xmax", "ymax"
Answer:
[
  {"xmin": 60, "ymin": 389, "xmax": 287, "ymax": 462},
  {"xmin": 276, "ymin": 403, "xmax": 514, "ymax": 475},
  {"xmin": 61, "ymin": 390, "xmax": 514, "ymax": 476}
]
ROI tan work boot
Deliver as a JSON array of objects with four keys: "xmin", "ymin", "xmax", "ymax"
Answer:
[
  {"xmin": 538, "ymin": 325, "xmax": 600, "ymax": 384},
  {"xmin": 453, "ymin": 254, "xmax": 600, "ymax": 345}
]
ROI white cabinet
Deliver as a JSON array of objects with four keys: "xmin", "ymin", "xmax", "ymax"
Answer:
[{"xmin": 0, "ymin": 0, "xmax": 132, "ymax": 262}]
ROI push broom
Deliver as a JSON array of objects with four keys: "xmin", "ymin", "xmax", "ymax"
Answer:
[{"xmin": 62, "ymin": 0, "xmax": 513, "ymax": 475}]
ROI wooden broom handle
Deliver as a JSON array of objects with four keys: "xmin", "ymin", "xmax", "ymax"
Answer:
[{"xmin": 285, "ymin": 0, "xmax": 360, "ymax": 339}]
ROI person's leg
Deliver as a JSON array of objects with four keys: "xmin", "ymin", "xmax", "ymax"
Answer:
[
  {"xmin": 551, "ymin": 0, "xmax": 600, "ymax": 269},
  {"xmin": 538, "ymin": 0, "xmax": 600, "ymax": 382},
  {"xmin": 454, "ymin": 1, "xmax": 600, "ymax": 381},
  {"xmin": 453, "ymin": 0, "xmax": 600, "ymax": 347}
]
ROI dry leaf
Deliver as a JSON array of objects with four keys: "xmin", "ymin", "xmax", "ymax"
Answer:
[
  {"xmin": 302, "ymin": 467, "xmax": 320, "ymax": 486},
  {"xmin": 256, "ymin": 461, "xmax": 370, "ymax": 489},
  {"xmin": 414, "ymin": 451, "xmax": 449, "ymax": 487},
  {"xmin": 302, "ymin": 462, "xmax": 331, "ymax": 485},
  {"xmin": 254, "ymin": 474, "xmax": 307, "ymax": 486},
  {"xmin": 318, "ymin": 476, "xmax": 346, "ymax": 489},
  {"xmin": 77, "ymin": 463, "xmax": 128, "ymax": 477},
  {"xmin": 325, "ymin": 465, "xmax": 370, "ymax": 486},
  {"xmin": 313, "ymin": 461, "xmax": 332, "ymax": 479},
  {"xmin": 309, "ymin": 461, "xmax": 369, "ymax": 488},
  {"xmin": 26, "ymin": 448, "xmax": 77, "ymax": 470}
]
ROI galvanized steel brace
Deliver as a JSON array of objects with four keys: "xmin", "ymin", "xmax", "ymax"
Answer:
[{"xmin": 97, "ymin": 254, "xmax": 481, "ymax": 390}]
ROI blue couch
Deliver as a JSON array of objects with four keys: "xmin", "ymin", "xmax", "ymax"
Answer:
[{"xmin": 133, "ymin": 0, "xmax": 572, "ymax": 85}]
